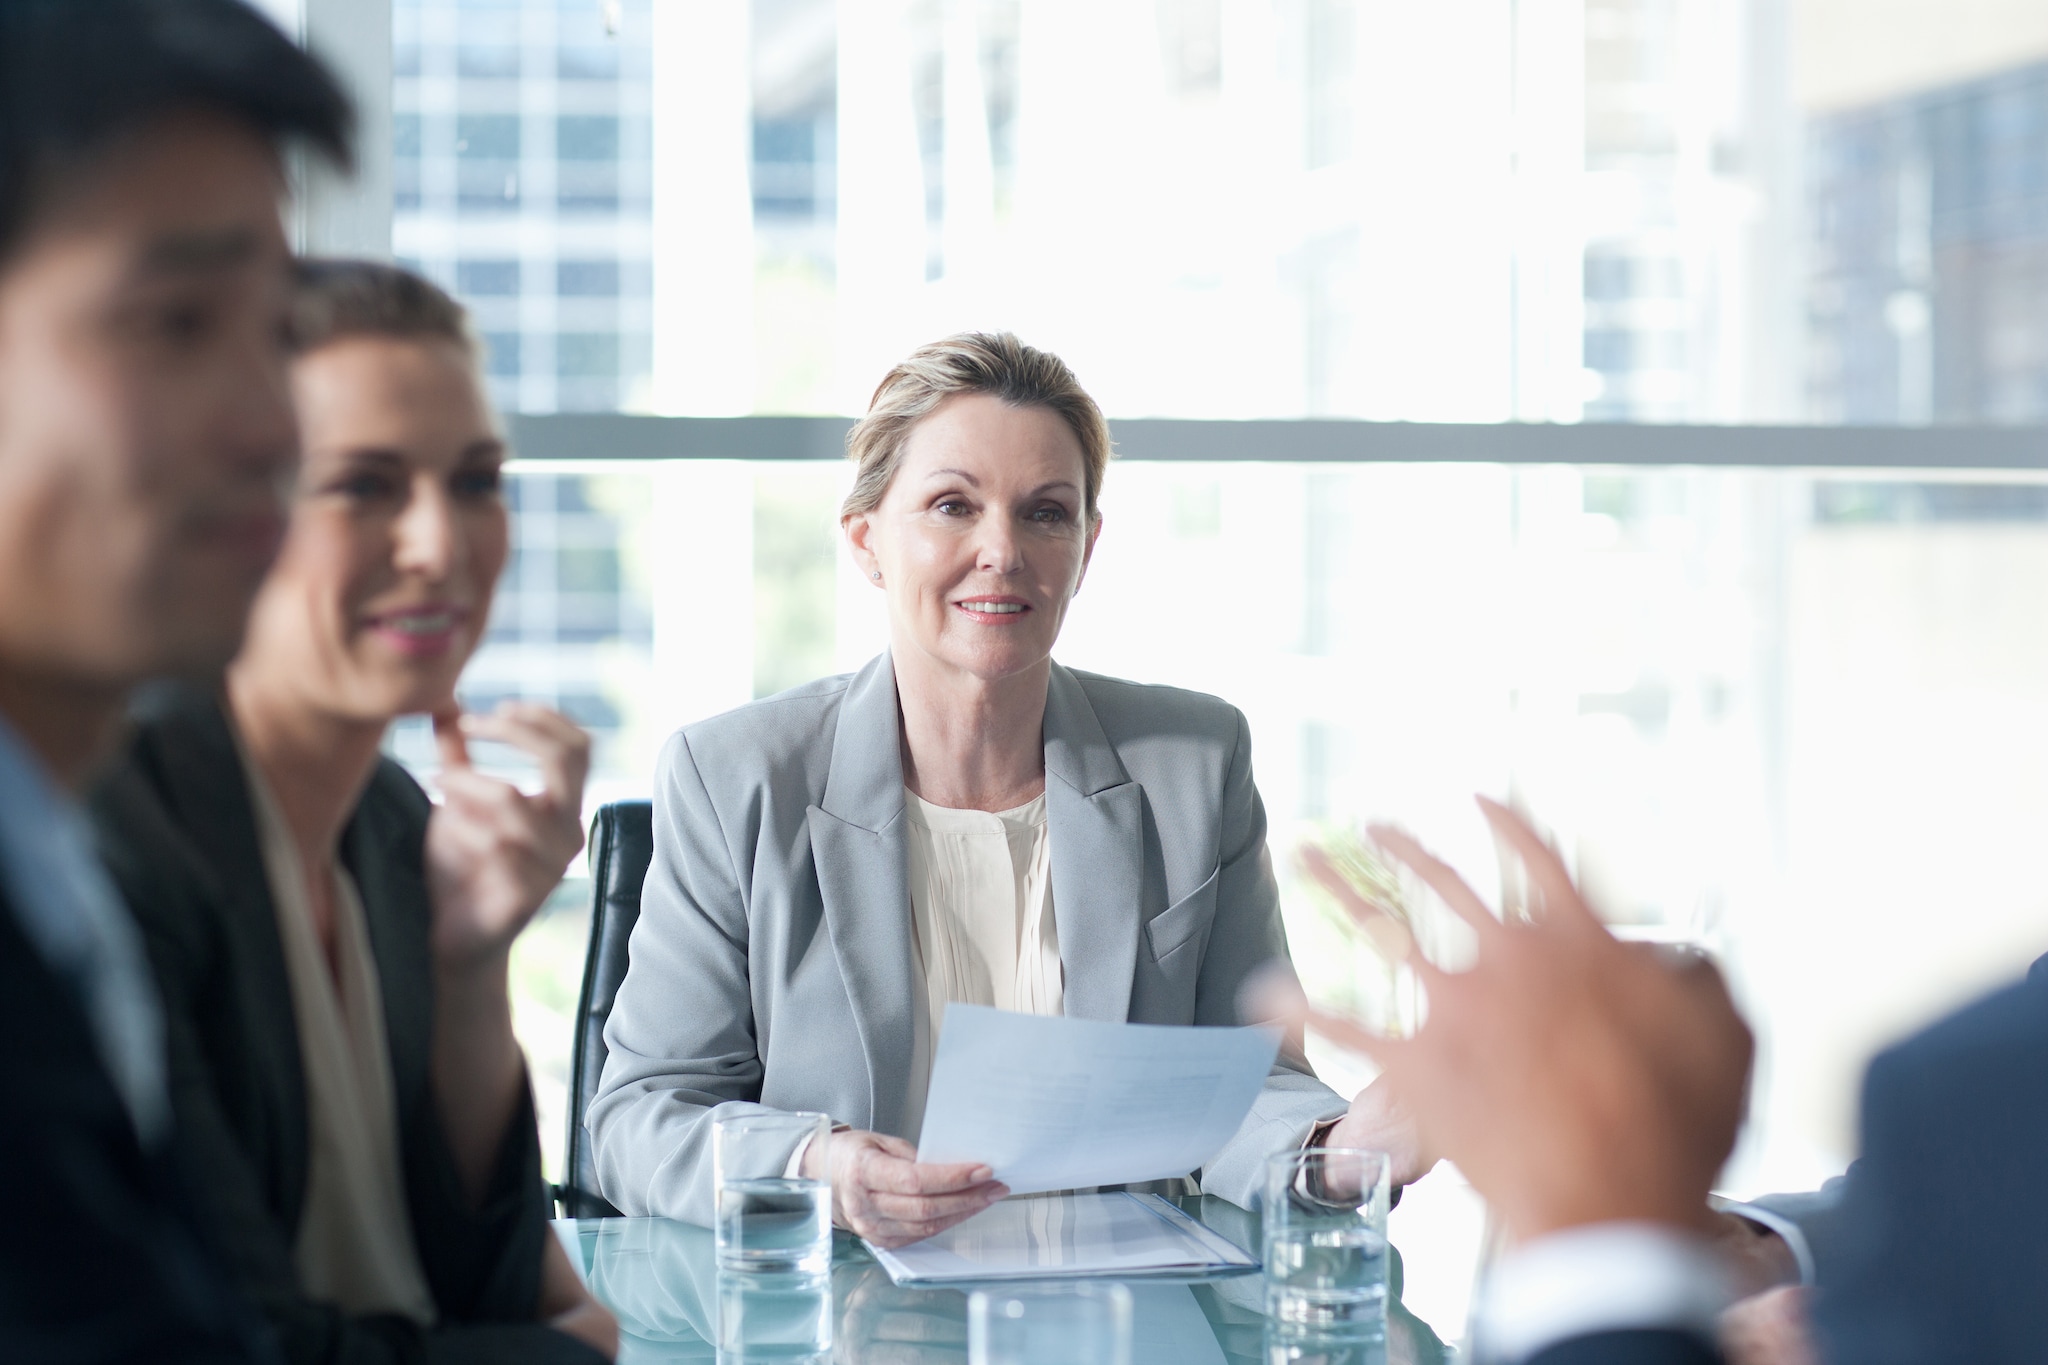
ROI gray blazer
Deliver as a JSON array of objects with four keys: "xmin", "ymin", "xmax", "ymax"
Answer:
[{"xmin": 588, "ymin": 653, "xmax": 1346, "ymax": 1225}]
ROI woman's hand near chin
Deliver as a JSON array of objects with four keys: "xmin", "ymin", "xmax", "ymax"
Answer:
[
  {"xmin": 423, "ymin": 700, "xmax": 591, "ymax": 1206},
  {"xmin": 425, "ymin": 701, "xmax": 591, "ymax": 971},
  {"xmin": 803, "ymin": 1129, "xmax": 1009, "ymax": 1249}
]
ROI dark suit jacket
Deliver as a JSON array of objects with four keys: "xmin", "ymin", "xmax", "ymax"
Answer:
[
  {"xmin": 1530, "ymin": 953, "xmax": 2048, "ymax": 1365},
  {"xmin": 88, "ymin": 689, "xmax": 601, "ymax": 1365},
  {"xmin": 1807, "ymin": 954, "xmax": 2048, "ymax": 1362},
  {"xmin": 1529, "ymin": 1334, "xmax": 1719, "ymax": 1365},
  {"xmin": 0, "ymin": 890, "xmax": 273, "ymax": 1362}
]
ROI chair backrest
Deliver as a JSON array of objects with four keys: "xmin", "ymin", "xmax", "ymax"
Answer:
[{"xmin": 559, "ymin": 800, "xmax": 653, "ymax": 1219}]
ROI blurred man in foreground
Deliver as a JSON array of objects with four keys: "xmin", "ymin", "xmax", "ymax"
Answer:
[
  {"xmin": 0, "ymin": 0, "xmax": 347, "ymax": 1355},
  {"xmin": 1284, "ymin": 796, "xmax": 2046, "ymax": 1364}
]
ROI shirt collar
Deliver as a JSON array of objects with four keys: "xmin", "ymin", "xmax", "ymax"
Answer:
[{"xmin": 0, "ymin": 707, "xmax": 170, "ymax": 1145}]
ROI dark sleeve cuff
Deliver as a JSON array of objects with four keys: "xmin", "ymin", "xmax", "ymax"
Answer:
[
  {"xmin": 405, "ymin": 1071, "xmax": 550, "ymax": 1324},
  {"xmin": 1527, "ymin": 1328, "xmax": 1724, "ymax": 1365}
]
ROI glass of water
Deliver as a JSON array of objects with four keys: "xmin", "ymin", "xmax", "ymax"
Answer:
[
  {"xmin": 1263, "ymin": 1147, "xmax": 1391, "ymax": 1341},
  {"xmin": 714, "ymin": 1110, "xmax": 832, "ymax": 1275},
  {"xmin": 967, "ymin": 1282, "xmax": 1133, "ymax": 1365},
  {"xmin": 716, "ymin": 1269, "xmax": 833, "ymax": 1362}
]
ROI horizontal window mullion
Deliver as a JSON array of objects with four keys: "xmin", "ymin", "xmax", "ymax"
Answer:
[{"xmin": 504, "ymin": 413, "xmax": 2048, "ymax": 471}]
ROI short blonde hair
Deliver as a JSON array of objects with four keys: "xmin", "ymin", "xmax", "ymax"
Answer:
[{"xmin": 841, "ymin": 332, "xmax": 1112, "ymax": 523}]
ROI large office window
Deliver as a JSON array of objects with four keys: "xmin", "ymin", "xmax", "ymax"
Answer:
[
  {"xmin": 391, "ymin": 0, "xmax": 2048, "ymax": 428},
  {"xmin": 392, "ymin": 0, "xmax": 654, "ymax": 414},
  {"xmin": 351, "ymin": 0, "xmax": 2048, "ymax": 1343},
  {"xmin": 422, "ymin": 453, "xmax": 2048, "ymax": 1336}
]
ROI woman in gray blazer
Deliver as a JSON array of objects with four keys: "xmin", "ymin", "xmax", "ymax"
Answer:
[{"xmin": 591, "ymin": 333, "xmax": 1412, "ymax": 1244}]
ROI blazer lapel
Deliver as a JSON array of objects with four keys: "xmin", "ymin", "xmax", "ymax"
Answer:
[
  {"xmin": 1043, "ymin": 664, "xmax": 1145, "ymax": 1024},
  {"xmin": 141, "ymin": 692, "xmax": 312, "ymax": 1222},
  {"xmin": 341, "ymin": 785, "xmax": 431, "ymax": 1112},
  {"xmin": 808, "ymin": 654, "xmax": 918, "ymax": 1133}
]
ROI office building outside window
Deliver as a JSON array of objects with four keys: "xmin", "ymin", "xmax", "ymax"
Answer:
[
  {"xmin": 1810, "ymin": 59, "xmax": 2048, "ymax": 424},
  {"xmin": 390, "ymin": 0, "xmax": 658, "ymax": 804},
  {"xmin": 393, "ymin": 0, "xmax": 653, "ymax": 417}
]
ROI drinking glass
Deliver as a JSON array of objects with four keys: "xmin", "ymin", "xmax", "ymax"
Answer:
[
  {"xmin": 715, "ymin": 1269, "xmax": 833, "ymax": 1362},
  {"xmin": 1262, "ymin": 1328, "xmax": 1387, "ymax": 1365},
  {"xmin": 713, "ymin": 1110, "xmax": 832, "ymax": 1275},
  {"xmin": 1263, "ymin": 1147, "xmax": 1391, "ymax": 1341},
  {"xmin": 967, "ymin": 1282, "xmax": 1133, "ymax": 1365}
]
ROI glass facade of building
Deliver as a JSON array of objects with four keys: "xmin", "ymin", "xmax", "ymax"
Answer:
[
  {"xmin": 1811, "ymin": 59, "xmax": 2048, "ymax": 424},
  {"xmin": 391, "ymin": 1, "xmax": 2048, "ymax": 432},
  {"xmin": 393, "ymin": 0, "xmax": 655, "ymax": 416},
  {"xmin": 391, "ymin": 0, "xmax": 658, "ymax": 798}
]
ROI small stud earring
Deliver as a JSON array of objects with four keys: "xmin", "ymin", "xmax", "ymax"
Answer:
[{"xmin": 870, "ymin": 570, "xmax": 882, "ymax": 580}]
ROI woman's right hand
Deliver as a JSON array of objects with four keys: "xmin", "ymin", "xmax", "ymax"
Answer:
[
  {"xmin": 802, "ymin": 1129, "xmax": 1008, "ymax": 1248},
  {"xmin": 426, "ymin": 702, "xmax": 590, "ymax": 974}
]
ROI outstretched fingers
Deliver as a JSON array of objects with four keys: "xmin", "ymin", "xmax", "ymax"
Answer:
[
  {"xmin": 1365, "ymin": 823, "xmax": 1504, "ymax": 940},
  {"xmin": 1474, "ymin": 796, "xmax": 1603, "ymax": 934},
  {"xmin": 1298, "ymin": 844, "xmax": 1426, "ymax": 969},
  {"xmin": 1303, "ymin": 1003, "xmax": 1409, "ymax": 1069},
  {"xmin": 1239, "ymin": 959, "xmax": 1410, "ymax": 1069}
]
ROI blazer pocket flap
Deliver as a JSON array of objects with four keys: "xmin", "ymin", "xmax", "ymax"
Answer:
[{"xmin": 1144, "ymin": 866, "xmax": 1220, "ymax": 962}]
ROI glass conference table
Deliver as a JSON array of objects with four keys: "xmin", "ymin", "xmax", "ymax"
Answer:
[{"xmin": 559, "ymin": 1195, "xmax": 1450, "ymax": 1364}]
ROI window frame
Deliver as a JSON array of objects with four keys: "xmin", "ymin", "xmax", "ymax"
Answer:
[
  {"xmin": 505, "ymin": 412, "xmax": 2048, "ymax": 470},
  {"xmin": 334, "ymin": 2, "xmax": 2048, "ymax": 473}
]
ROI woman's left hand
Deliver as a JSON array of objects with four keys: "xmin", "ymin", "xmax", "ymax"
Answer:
[{"xmin": 425, "ymin": 701, "xmax": 590, "ymax": 973}]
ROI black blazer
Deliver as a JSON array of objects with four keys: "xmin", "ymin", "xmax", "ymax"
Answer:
[
  {"xmin": 89, "ymin": 689, "xmax": 600, "ymax": 1365},
  {"xmin": 1529, "ymin": 953, "xmax": 2048, "ymax": 1365},
  {"xmin": 0, "ymin": 889, "xmax": 272, "ymax": 1362}
]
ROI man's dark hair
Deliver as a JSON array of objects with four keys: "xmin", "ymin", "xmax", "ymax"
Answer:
[{"xmin": 0, "ymin": 0, "xmax": 353, "ymax": 264}]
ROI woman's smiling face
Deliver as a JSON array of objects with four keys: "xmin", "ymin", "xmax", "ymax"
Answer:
[
  {"xmin": 236, "ymin": 333, "xmax": 508, "ymax": 721},
  {"xmin": 846, "ymin": 392, "xmax": 1100, "ymax": 687}
]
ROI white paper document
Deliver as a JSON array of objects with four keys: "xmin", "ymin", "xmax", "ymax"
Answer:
[
  {"xmin": 914, "ymin": 1005, "xmax": 1282, "ymax": 1195},
  {"xmin": 866, "ymin": 1192, "xmax": 1258, "ymax": 1285}
]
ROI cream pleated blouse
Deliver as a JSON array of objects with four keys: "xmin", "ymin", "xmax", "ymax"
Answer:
[
  {"xmin": 901, "ymin": 787, "xmax": 1064, "ymax": 1138},
  {"xmin": 244, "ymin": 753, "xmax": 436, "ymax": 1325}
]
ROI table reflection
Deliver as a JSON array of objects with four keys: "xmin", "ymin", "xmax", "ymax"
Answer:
[
  {"xmin": 564, "ymin": 1196, "xmax": 1447, "ymax": 1364},
  {"xmin": 719, "ymin": 1271, "xmax": 834, "ymax": 1361}
]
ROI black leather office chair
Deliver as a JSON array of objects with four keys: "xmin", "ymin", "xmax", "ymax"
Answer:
[{"xmin": 557, "ymin": 800, "xmax": 652, "ymax": 1219}]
